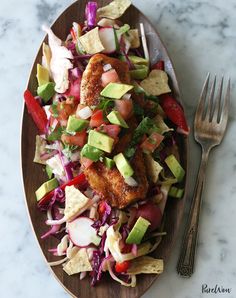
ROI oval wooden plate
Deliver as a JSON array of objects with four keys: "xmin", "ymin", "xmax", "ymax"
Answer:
[{"xmin": 21, "ymin": 1, "xmax": 189, "ymax": 297}]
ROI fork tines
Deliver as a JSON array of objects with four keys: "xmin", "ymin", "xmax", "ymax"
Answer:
[{"xmin": 195, "ymin": 73, "xmax": 230, "ymax": 125}]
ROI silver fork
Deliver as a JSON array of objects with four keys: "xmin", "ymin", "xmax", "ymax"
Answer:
[{"xmin": 177, "ymin": 73, "xmax": 230, "ymax": 277}]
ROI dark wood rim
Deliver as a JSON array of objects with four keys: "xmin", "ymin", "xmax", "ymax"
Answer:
[{"xmin": 21, "ymin": 1, "xmax": 189, "ymax": 297}]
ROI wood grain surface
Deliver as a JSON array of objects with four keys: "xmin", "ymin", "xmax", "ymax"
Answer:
[{"xmin": 21, "ymin": 1, "xmax": 189, "ymax": 297}]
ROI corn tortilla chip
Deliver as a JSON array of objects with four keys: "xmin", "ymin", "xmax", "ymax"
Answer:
[
  {"xmin": 97, "ymin": 0, "xmax": 131, "ymax": 20},
  {"xmin": 154, "ymin": 114, "xmax": 173, "ymax": 134},
  {"xmin": 144, "ymin": 154, "xmax": 163, "ymax": 183},
  {"xmin": 127, "ymin": 29, "xmax": 140, "ymax": 48},
  {"xmin": 78, "ymin": 27, "xmax": 104, "ymax": 54},
  {"xmin": 127, "ymin": 256, "xmax": 164, "ymax": 275},
  {"xmin": 33, "ymin": 135, "xmax": 47, "ymax": 165},
  {"xmin": 64, "ymin": 186, "xmax": 90, "ymax": 221},
  {"xmin": 140, "ymin": 69, "xmax": 171, "ymax": 96},
  {"xmin": 63, "ymin": 249, "xmax": 92, "ymax": 275}
]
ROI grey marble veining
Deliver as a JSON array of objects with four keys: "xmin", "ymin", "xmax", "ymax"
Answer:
[{"xmin": 0, "ymin": 0, "xmax": 235, "ymax": 297}]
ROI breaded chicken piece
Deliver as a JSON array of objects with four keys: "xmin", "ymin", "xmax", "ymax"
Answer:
[
  {"xmin": 85, "ymin": 149, "xmax": 148, "ymax": 209},
  {"xmin": 80, "ymin": 54, "xmax": 130, "ymax": 106},
  {"xmin": 81, "ymin": 54, "xmax": 149, "ymax": 208}
]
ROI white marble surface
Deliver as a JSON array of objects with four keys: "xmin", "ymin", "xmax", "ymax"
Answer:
[{"xmin": 0, "ymin": 0, "xmax": 236, "ymax": 297}]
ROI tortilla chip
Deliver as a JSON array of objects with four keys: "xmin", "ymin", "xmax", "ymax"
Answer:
[
  {"xmin": 33, "ymin": 135, "xmax": 47, "ymax": 165},
  {"xmin": 127, "ymin": 29, "xmax": 140, "ymax": 48},
  {"xmin": 144, "ymin": 154, "xmax": 163, "ymax": 183},
  {"xmin": 127, "ymin": 256, "xmax": 164, "ymax": 275},
  {"xmin": 63, "ymin": 249, "xmax": 92, "ymax": 275},
  {"xmin": 140, "ymin": 69, "xmax": 171, "ymax": 96},
  {"xmin": 78, "ymin": 27, "xmax": 104, "ymax": 54},
  {"xmin": 97, "ymin": 0, "xmax": 131, "ymax": 20},
  {"xmin": 154, "ymin": 114, "xmax": 173, "ymax": 134},
  {"xmin": 64, "ymin": 186, "xmax": 90, "ymax": 221},
  {"xmin": 42, "ymin": 42, "xmax": 52, "ymax": 72}
]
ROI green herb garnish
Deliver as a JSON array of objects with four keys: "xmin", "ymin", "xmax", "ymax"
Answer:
[{"xmin": 47, "ymin": 127, "xmax": 63, "ymax": 141}]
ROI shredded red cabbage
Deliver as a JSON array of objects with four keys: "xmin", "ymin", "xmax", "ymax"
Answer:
[
  {"xmin": 91, "ymin": 249, "xmax": 104, "ymax": 286},
  {"xmin": 48, "ymin": 187, "xmax": 65, "ymax": 208},
  {"xmin": 41, "ymin": 224, "xmax": 61, "ymax": 239},
  {"xmin": 121, "ymin": 224, "xmax": 130, "ymax": 240},
  {"xmin": 74, "ymin": 54, "xmax": 93, "ymax": 60},
  {"xmin": 40, "ymin": 150, "xmax": 58, "ymax": 161},
  {"xmin": 90, "ymin": 233, "xmax": 107, "ymax": 286},
  {"xmin": 85, "ymin": 2, "xmax": 98, "ymax": 28},
  {"xmin": 92, "ymin": 201, "xmax": 111, "ymax": 231},
  {"xmin": 41, "ymin": 204, "xmax": 64, "ymax": 239},
  {"xmin": 67, "ymin": 41, "xmax": 77, "ymax": 56}
]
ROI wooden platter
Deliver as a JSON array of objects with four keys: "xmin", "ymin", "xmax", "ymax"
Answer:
[{"xmin": 21, "ymin": 1, "xmax": 189, "ymax": 297}]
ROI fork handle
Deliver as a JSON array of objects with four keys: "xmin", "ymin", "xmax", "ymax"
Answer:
[{"xmin": 177, "ymin": 149, "xmax": 209, "ymax": 277}]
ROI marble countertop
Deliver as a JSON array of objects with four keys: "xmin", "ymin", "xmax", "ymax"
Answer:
[{"xmin": 1, "ymin": 0, "xmax": 236, "ymax": 297}]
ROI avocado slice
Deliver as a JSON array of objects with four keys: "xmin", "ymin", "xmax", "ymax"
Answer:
[
  {"xmin": 35, "ymin": 178, "xmax": 58, "ymax": 201},
  {"xmin": 88, "ymin": 130, "xmax": 114, "ymax": 153},
  {"xmin": 164, "ymin": 154, "xmax": 185, "ymax": 182},
  {"xmin": 80, "ymin": 144, "xmax": 104, "ymax": 162},
  {"xmin": 119, "ymin": 55, "xmax": 149, "ymax": 66},
  {"xmin": 36, "ymin": 64, "xmax": 49, "ymax": 86},
  {"xmin": 37, "ymin": 82, "xmax": 56, "ymax": 103},
  {"xmin": 130, "ymin": 65, "xmax": 149, "ymax": 80},
  {"xmin": 104, "ymin": 157, "xmax": 115, "ymax": 169},
  {"xmin": 100, "ymin": 82, "xmax": 133, "ymax": 99},
  {"xmin": 168, "ymin": 186, "xmax": 184, "ymax": 199},
  {"xmin": 113, "ymin": 153, "xmax": 134, "ymax": 178},
  {"xmin": 107, "ymin": 110, "xmax": 129, "ymax": 128},
  {"xmin": 66, "ymin": 116, "xmax": 89, "ymax": 133},
  {"xmin": 126, "ymin": 216, "xmax": 151, "ymax": 244}
]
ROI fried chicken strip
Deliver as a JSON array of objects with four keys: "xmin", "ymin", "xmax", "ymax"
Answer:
[{"xmin": 81, "ymin": 54, "xmax": 148, "ymax": 208}]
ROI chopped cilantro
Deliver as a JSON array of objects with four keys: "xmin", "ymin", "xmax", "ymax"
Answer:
[
  {"xmin": 51, "ymin": 103, "xmax": 59, "ymax": 118},
  {"xmin": 97, "ymin": 97, "xmax": 115, "ymax": 115},
  {"xmin": 133, "ymin": 102, "xmax": 145, "ymax": 116},
  {"xmin": 144, "ymin": 94, "xmax": 159, "ymax": 103},
  {"xmin": 47, "ymin": 127, "xmax": 63, "ymax": 141},
  {"xmin": 124, "ymin": 147, "xmax": 136, "ymax": 159},
  {"xmin": 125, "ymin": 117, "xmax": 155, "ymax": 158}
]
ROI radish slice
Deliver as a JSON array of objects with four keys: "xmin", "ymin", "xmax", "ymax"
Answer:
[
  {"xmin": 68, "ymin": 217, "xmax": 101, "ymax": 247},
  {"xmin": 99, "ymin": 27, "xmax": 120, "ymax": 54}
]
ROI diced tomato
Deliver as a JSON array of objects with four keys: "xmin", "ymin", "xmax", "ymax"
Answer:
[
  {"xmin": 80, "ymin": 156, "xmax": 93, "ymax": 169},
  {"xmin": 90, "ymin": 110, "xmax": 106, "ymax": 127},
  {"xmin": 98, "ymin": 201, "xmax": 107, "ymax": 217},
  {"xmin": 115, "ymin": 99, "xmax": 133, "ymax": 120},
  {"xmin": 61, "ymin": 130, "xmax": 87, "ymax": 147},
  {"xmin": 98, "ymin": 124, "xmax": 121, "ymax": 138},
  {"xmin": 115, "ymin": 261, "xmax": 130, "ymax": 273},
  {"xmin": 101, "ymin": 69, "xmax": 120, "ymax": 87},
  {"xmin": 152, "ymin": 60, "xmax": 165, "ymax": 71},
  {"xmin": 160, "ymin": 94, "xmax": 189, "ymax": 135},
  {"xmin": 140, "ymin": 132, "xmax": 164, "ymax": 153},
  {"xmin": 66, "ymin": 78, "xmax": 81, "ymax": 101},
  {"xmin": 51, "ymin": 101, "xmax": 76, "ymax": 122},
  {"xmin": 24, "ymin": 90, "xmax": 48, "ymax": 134}
]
